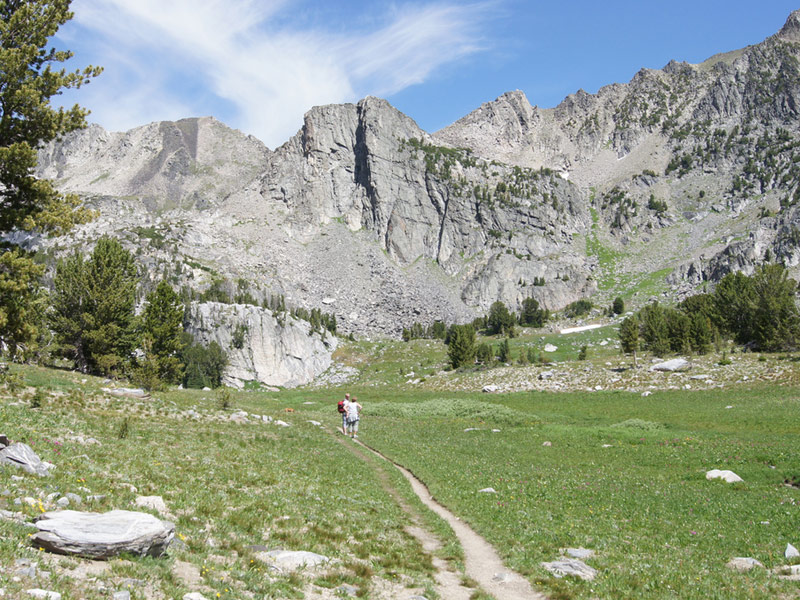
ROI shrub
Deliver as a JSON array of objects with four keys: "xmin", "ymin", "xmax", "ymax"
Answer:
[{"xmin": 564, "ymin": 299, "xmax": 592, "ymax": 318}]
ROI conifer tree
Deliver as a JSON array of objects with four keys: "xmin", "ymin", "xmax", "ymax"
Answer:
[
  {"xmin": 446, "ymin": 324, "xmax": 476, "ymax": 369},
  {"xmin": 139, "ymin": 280, "xmax": 186, "ymax": 385},
  {"xmin": 50, "ymin": 237, "xmax": 138, "ymax": 375},
  {"xmin": 0, "ymin": 1, "xmax": 101, "ymax": 358},
  {"xmin": 619, "ymin": 314, "xmax": 640, "ymax": 366}
]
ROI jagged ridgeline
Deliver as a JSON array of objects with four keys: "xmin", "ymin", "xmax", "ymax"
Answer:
[{"xmin": 33, "ymin": 10, "xmax": 800, "ymax": 344}]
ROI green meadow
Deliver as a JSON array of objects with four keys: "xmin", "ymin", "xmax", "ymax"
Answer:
[{"xmin": 1, "ymin": 346, "xmax": 800, "ymax": 599}]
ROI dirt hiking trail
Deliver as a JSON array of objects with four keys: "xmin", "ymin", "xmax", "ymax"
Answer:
[{"xmin": 352, "ymin": 437, "xmax": 546, "ymax": 600}]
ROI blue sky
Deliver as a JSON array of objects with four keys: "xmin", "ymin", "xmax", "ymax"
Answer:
[{"xmin": 56, "ymin": 1, "xmax": 800, "ymax": 148}]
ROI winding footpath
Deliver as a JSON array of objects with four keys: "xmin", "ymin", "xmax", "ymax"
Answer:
[{"xmin": 356, "ymin": 439, "xmax": 545, "ymax": 600}]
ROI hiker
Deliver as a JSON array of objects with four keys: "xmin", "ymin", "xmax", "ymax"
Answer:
[
  {"xmin": 338, "ymin": 393, "xmax": 350, "ymax": 435},
  {"xmin": 345, "ymin": 396, "xmax": 362, "ymax": 439}
]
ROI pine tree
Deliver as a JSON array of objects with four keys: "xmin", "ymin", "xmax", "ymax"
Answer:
[
  {"xmin": 497, "ymin": 338, "xmax": 511, "ymax": 363},
  {"xmin": 640, "ymin": 303, "xmax": 670, "ymax": 357},
  {"xmin": 50, "ymin": 237, "xmax": 138, "ymax": 375},
  {"xmin": 487, "ymin": 300, "xmax": 515, "ymax": 335},
  {"xmin": 139, "ymin": 280, "xmax": 186, "ymax": 385},
  {"xmin": 519, "ymin": 296, "xmax": 547, "ymax": 327},
  {"xmin": 446, "ymin": 324, "xmax": 476, "ymax": 369},
  {"xmin": 619, "ymin": 315, "xmax": 640, "ymax": 366},
  {"xmin": 750, "ymin": 263, "xmax": 800, "ymax": 351},
  {"xmin": 0, "ymin": 1, "xmax": 101, "ymax": 357}
]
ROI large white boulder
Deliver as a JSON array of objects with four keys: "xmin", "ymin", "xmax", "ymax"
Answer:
[
  {"xmin": 31, "ymin": 510, "xmax": 174, "ymax": 559},
  {"xmin": 706, "ymin": 469, "xmax": 743, "ymax": 483}
]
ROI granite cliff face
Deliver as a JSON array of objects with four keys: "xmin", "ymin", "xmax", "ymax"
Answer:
[
  {"xmin": 185, "ymin": 302, "xmax": 336, "ymax": 389},
  {"xmin": 32, "ymin": 11, "xmax": 800, "ymax": 385}
]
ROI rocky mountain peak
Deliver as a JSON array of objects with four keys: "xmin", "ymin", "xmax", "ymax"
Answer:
[{"xmin": 777, "ymin": 9, "xmax": 800, "ymax": 43}]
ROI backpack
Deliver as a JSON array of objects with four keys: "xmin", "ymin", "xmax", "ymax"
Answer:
[{"xmin": 337, "ymin": 400, "xmax": 345, "ymax": 413}]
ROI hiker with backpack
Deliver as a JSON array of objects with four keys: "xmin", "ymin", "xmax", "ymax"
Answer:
[
  {"xmin": 345, "ymin": 396, "xmax": 362, "ymax": 439},
  {"xmin": 337, "ymin": 393, "xmax": 350, "ymax": 435}
]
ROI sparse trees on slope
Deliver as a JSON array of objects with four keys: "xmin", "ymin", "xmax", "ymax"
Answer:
[{"xmin": 0, "ymin": 1, "xmax": 100, "ymax": 358}]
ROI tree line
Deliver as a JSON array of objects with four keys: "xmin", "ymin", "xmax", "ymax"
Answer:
[{"xmin": 619, "ymin": 264, "xmax": 800, "ymax": 362}]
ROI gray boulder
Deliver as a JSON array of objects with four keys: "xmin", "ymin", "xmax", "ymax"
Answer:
[
  {"xmin": 0, "ymin": 443, "xmax": 52, "ymax": 477},
  {"xmin": 726, "ymin": 557, "xmax": 764, "ymax": 571},
  {"xmin": 31, "ymin": 510, "xmax": 174, "ymax": 559},
  {"xmin": 650, "ymin": 358, "xmax": 690, "ymax": 372},
  {"xmin": 541, "ymin": 558, "xmax": 597, "ymax": 580}
]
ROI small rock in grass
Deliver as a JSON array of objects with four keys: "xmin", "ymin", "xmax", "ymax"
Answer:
[
  {"xmin": 542, "ymin": 441, "xmax": 552, "ymax": 447},
  {"xmin": 135, "ymin": 496, "xmax": 170, "ymax": 516},
  {"xmin": 541, "ymin": 558, "xmax": 597, "ymax": 580},
  {"xmin": 641, "ymin": 391, "xmax": 652, "ymax": 397},
  {"xmin": 183, "ymin": 594, "xmax": 209, "ymax": 600},
  {"xmin": 726, "ymin": 557, "xmax": 764, "ymax": 571},
  {"xmin": 491, "ymin": 429, "xmax": 501, "ymax": 433},
  {"xmin": 706, "ymin": 469, "xmax": 743, "ymax": 483},
  {"xmin": 257, "ymin": 550, "xmax": 330, "ymax": 571},
  {"xmin": 336, "ymin": 584, "xmax": 357, "ymax": 597},
  {"xmin": 786, "ymin": 543, "xmax": 799, "ymax": 559},
  {"xmin": 25, "ymin": 590, "xmax": 60, "ymax": 600},
  {"xmin": 112, "ymin": 591, "xmax": 130, "ymax": 600},
  {"xmin": 482, "ymin": 385, "xmax": 499, "ymax": 393},
  {"xmin": 464, "ymin": 428, "xmax": 479, "ymax": 432},
  {"xmin": 307, "ymin": 420, "xmax": 321, "ymax": 426},
  {"xmin": 274, "ymin": 420, "xmax": 290, "ymax": 427},
  {"xmin": 56, "ymin": 497, "xmax": 70, "ymax": 508},
  {"xmin": 544, "ymin": 344, "xmax": 557, "ymax": 352},
  {"xmin": 775, "ymin": 564, "xmax": 800, "ymax": 579},
  {"xmin": 478, "ymin": 488, "xmax": 497, "ymax": 494}
]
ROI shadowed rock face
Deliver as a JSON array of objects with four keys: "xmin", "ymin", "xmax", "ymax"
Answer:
[{"xmin": 33, "ymin": 11, "xmax": 800, "ymax": 346}]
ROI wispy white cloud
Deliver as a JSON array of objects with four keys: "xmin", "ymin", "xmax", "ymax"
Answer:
[{"xmin": 60, "ymin": 0, "xmax": 494, "ymax": 147}]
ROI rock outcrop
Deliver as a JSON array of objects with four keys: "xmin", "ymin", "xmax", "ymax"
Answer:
[{"xmin": 185, "ymin": 302, "xmax": 336, "ymax": 388}]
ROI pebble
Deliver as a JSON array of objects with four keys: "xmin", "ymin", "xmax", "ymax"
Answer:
[{"xmin": 112, "ymin": 592, "xmax": 131, "ymax": 600}]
